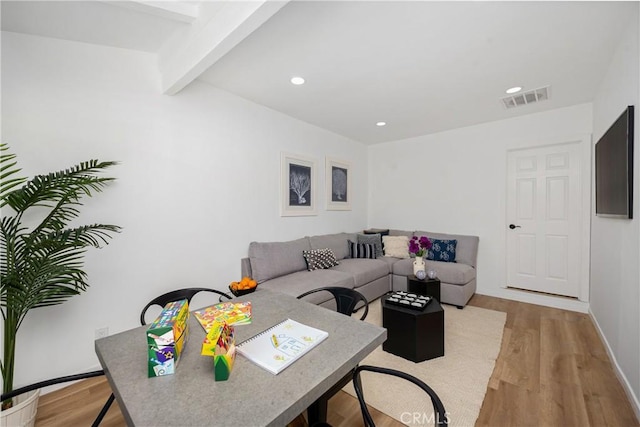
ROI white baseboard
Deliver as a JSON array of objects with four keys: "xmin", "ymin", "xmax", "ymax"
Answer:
[
  {"xmin": 478, "ymin": 287, "xmax": 589, "ymax": 313},
  {"xmin": 588, "ymin": 308, "xmax": 640, "ymax": 423}
]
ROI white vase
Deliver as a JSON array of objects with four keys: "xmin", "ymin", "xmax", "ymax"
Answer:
[
  {"xmin": 413, "ymin": 256, "xmax": 426, "ymax": 276},
  {"xmin": 0, "ymin": 389, "xmax": 40, "ymax": 427}
]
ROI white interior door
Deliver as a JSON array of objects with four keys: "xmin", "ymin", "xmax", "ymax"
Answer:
[{"xmin": 506, "ymin": 143, "xmax": 582, "ymax": 298}]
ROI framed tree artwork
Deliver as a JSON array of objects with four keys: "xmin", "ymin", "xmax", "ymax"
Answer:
[
  {"xmin": 326, "ymin": 157, "xmax": 351, "ymax": 211},
  {"xmin": 281, "ymin": 152, "xmax": 317, "ymax": 216}
]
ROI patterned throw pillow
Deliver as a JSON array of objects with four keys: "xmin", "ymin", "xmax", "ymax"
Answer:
[
  {"xmin": 427, "ymin": 239, "xmax": 457, "ymax": 263},
  {"xmin": 302, "ymin": 248, "xmax": 340, "ymax": 271},
  {"xmin": 349, "ymin": 241, "xmax": 376, "ymax": 259},
  {"xmin": 382, "ymin": 235, "xmax": 410, "ymax": 258},
  {"xmin": 357, "ymin": 233, "xmax": 383, "ymax": 258}
]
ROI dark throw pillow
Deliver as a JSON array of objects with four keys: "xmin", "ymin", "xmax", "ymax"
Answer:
[
  {"xmin": 427, "ymin": 239, "xmax": 457, "ymax": 263},
  {"xmin": 349, "ymin": 240, "xmax": 376, "ymax": 259},
  {"xmin": 302, "ymin": 248, "xmax": 339, "ymax": 271},
  {"xmin": 357, "ymin": 233, "xmax": 383, "ymax": 258}
]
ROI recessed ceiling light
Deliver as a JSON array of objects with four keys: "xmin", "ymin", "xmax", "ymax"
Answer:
[
  {"xmin": 290, "ymin": 76, "xmax": 305, "ymax": 85},
  {"xmin": 506, "ymin": 86, "xmax": 522, "ymax": 94},
  {"xmin": 376, "ymin": 121, "xmax": 386, "ymax": 127}
]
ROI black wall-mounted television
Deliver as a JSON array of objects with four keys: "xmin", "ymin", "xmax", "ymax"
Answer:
[{"xmin": 595, "ymin": 105, "xmax": 634, "ymax": 218}]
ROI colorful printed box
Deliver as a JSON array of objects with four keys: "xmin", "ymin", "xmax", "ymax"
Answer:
[
  {"xmin": 147, "ymin": 299, "xmax": 190, "ymax": 377},
  {"xmin": 201, "ymin": 321, "xmax": 235, "ymax": 381}
]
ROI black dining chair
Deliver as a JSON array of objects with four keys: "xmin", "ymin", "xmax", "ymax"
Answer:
[
  {"xmin": 353, "ymin": 365, "xmax": 448, "ymax": 426},
  {"xmin": 297, "ymin": 287, "xmax": 369, "ymax": 423},
  {"xmin": 296, "ymin": 286, "xmax": 369, "ymax": 321},
  {"xmin": 1, "ymin": 371, "xmax": 114, "ymax": 427},
  {"xmin": 139, "ymin": 287, "xmax": 232, "ymax": 325}
]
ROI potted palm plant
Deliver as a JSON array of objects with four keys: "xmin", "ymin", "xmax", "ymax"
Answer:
[{"xmin": 0, "ymin": 143, "xmax": 121, "ymax": 424}]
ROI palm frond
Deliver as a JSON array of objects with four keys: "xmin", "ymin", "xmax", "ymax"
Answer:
[
  {"xmin": 0, "ymin": 144, "xmax": 121, "ymax": 396},
  {"xmin": 23, "ymin": 224, "xmax": 121, "ymax": 252},
  {"xmin": 0, "ymin": 143, "xmax": 26, "ymax": 199},
  {"xmin": 2, "ymin": 159, "xmax": 118, "ymax": 212}
]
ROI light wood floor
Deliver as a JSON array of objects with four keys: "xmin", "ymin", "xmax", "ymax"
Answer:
[{"xmin": 33, "ymin": 295, "xmax": 639, "ymax": 426}]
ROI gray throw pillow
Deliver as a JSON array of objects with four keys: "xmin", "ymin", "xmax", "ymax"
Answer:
[{"xmin": 357, "ymin": 233, "xmax": 383, "ymax": 258}]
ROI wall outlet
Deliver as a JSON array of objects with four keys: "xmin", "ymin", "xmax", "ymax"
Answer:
[{"xmin": 95, "ymin": 327, "xmax": 109, "ymax": 339}]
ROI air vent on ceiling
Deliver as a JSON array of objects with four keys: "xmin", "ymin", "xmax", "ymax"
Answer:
[{"xmin": 501, "ymin": 86, "xmax": 550, "ymax": 109}]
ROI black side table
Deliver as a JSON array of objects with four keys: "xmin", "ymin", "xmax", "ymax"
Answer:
[
  {"xmin": 382, "ymin": 298, "xmax": 445, "ymax": 362},
  {"xmin": 407, "ymin": 275, "xmax": 441, "ymax": 302}
]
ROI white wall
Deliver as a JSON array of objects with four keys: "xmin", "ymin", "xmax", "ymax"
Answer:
[
  {"xmin": 368, "ymin": 103, "xmax": 593, "ymax": 308},
  {"xmin": 1, "ymin": 32, "xmax": 368, "ymax": 388},
  {"xmin": 590, "ymin": 6, "xmax": 640, "ymax": 413}
]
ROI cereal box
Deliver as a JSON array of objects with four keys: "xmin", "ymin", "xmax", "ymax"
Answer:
[{"xmin": 147, "ymin": 299, "xmax": 189, "ymax": 377}]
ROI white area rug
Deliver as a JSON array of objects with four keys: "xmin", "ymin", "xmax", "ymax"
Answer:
[{"xmin": 344, "ymin": 301, "xmax": 506, "ymax": 427}]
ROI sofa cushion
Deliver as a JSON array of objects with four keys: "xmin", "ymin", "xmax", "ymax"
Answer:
[
  {"xmin": 309, "ymin": 233, "xmax": 356, "ymax": 260},
  {"xmin": 249, "ymin": 237, "xmax": 311, "ymax": 283},
  {"xmin": 391, "ymin": 258, "xmax": 416, "ymax": 277},
  {"xmin": 415, "ymin": 231, "xmax": 479, "ymax": 267},
  {"xmin": 331, "ymin": 258, "xmax": 389, "ymax": 288},
  {"xmin": 357, "ymin": 233, "xmax": 383, "ymax": 258},
  {"xmin": 349, "ymin": 241, "xmax": 376, "ymax": 259},
  {"xmin": 424, "ymin": 260, "xmax": 475, "ymax": 284},
  {"xmin": 382, "ymin": 235, "xmax": 409, "ymax": 258},
  {"xmin": 303, "ymin": 248, "xmax": 340, "ymax": 271},
  {"xmin": 376, "ymin": 256, "xmax": 399, "ymax": 273},
  {"xmin": 258, "ymin": 269, "xmax": 355, "ymax": 303},
  {"xmin": 392, "ymin": 258, "xmax": 476, "ymax": 285},
  {"xmin": 427, "ymin": 239, "xmax": 457, "ymax": 263}
]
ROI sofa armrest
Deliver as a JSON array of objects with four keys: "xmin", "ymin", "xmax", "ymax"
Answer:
[{"xmin": 241, "ymin": 257, "xmax": 252, "ymax": 278}]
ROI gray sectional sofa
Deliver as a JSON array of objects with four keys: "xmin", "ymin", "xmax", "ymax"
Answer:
[
  {"xmin": 240, "ymin": 230, "xmax": 479, "ymax": 308},
  {"xmin": 385, "ymin": 229, "xmax": 480, "ymax": 308}
]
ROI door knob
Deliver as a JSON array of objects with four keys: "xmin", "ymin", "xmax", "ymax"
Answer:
[{"xmin": 509, "ymin": 224, "xmax": 521, "ymax": 229}]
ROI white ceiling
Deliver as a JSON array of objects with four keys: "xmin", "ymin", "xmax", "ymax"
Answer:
[
  {"xmin": 0, "ymin": 1, "xmax": 191, "ymax": 53},
  {"xmin": 2, "ymin": 1, "xmax": 638, "ymax": 145}
]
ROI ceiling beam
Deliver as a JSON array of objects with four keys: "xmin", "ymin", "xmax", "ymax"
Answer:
[
  {"xmin": 158, "ymin": 0, "xmax": 289, "ymax": 95},
  {"xmin": 109, "ymin": 1, "xmax": 199, "ymax": 24}
]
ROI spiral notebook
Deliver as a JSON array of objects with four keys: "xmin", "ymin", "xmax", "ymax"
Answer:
[{"xmin": 236, "ymin": 318, "xmax": 328, "ymax": 374}]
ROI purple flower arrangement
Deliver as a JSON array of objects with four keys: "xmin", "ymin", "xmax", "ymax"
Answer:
[{"xmin": 409, "ymin": 235, "xmax": 432, "ymax": 258}]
